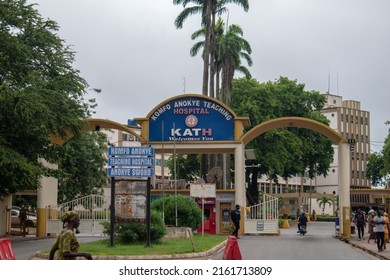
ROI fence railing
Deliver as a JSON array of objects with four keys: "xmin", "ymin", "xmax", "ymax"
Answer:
[
  {"xmin": 246, "ymin": 194, "xmax": 279, "ymax": 220},
  {"xmin": 46, "ymin": 195, "xmax": 109, "ymax": 235}
]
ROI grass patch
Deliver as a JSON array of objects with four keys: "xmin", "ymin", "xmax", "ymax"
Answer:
[{"xmin": 45, "ymin": 234, "xmax": 227, "ymax": 256}]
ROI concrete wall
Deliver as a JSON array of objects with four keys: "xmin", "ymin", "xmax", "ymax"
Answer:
[{"xmin": 0, "ymin": 196, "xmax": 12, "ymax": 236}]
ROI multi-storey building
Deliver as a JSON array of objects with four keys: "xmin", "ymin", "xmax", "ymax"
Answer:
[{"xmin": 319, "ymin": 93, "xmax": 371, "ymax": 190}]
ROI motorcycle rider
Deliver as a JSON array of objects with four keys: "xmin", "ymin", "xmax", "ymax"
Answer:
[{"xmin": 297, "ymin": 212, "xmax": 308, "ymax": 233}]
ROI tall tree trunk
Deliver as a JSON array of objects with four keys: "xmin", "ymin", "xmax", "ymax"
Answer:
[
  {"xmin": 200, "ymin": 1, "xmax": 212, "ymax": 178},
  {"xmin": 209, "ymin": 11, "xmax": 216, "ymax": 98},
  {"xmin": 202, "ymin": 1, "xmax": 212, "ymax": 97},
  {"xmin": 221, "ymin": 58, "xmax": 235, "ymax": 106}
]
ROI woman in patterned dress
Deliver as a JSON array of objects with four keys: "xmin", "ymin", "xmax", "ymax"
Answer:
[{"xmin": 49, "ymin": 211, "xmax": 92, "ymax": 260}]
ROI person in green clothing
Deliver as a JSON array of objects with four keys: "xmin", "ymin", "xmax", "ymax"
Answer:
[{"xmin": 49, "ymin": 211, "xmax": 92, "ymax": 260}]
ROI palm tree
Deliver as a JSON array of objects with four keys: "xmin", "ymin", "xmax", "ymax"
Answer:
[
  {"xmin": 190, "ymin": 19, "xmax": 252, "ymax": 182},
  {"xmin": 174, "ymin": 0, "xmax": 249, "ymax": 98},
  {"xmin": 217, "ymin": 23, "xmax": 252, "ymax": 106},
  {"xmin": 317, "ymin": 196, "xmax": 333, "ymax": 215},
  {"xmin": 190, "ymin": 20, "xmax": 252, "ymax": 104},
  {"xmin": 190, "ymin": 18, "xmax": 224, "ymax": 99},
  {"xmin": 174, "ymin": 1, "xmax": 249, "ymax": 178},
  {"xmin": 174, "ymin": 0, "xmax": 211, "ymax": 97}
]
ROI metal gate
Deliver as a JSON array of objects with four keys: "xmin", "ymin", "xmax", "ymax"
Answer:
[
  {"xmin": 46, "ymin": 195, "xmax": 109, "ymax": 235},
  {"xmin": 245, "ymin": 194, "xmax": 279, "ymax": 234}
]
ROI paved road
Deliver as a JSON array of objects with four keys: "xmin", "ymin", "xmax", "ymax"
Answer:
[
  {"xmin": 8, "ymin": 222, "xmax": 379, "ymax": 260},
  {"xmin": 210, "ymin": 222, "xmax": 377, "ymax": 260}
]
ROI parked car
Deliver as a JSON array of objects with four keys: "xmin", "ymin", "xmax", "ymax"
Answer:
[{"xmin": 11, "ymin": 209, "xmax": 37, "ymax": 228}]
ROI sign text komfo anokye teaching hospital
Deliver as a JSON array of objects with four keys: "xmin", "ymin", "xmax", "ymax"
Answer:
[{"xmin": 149, "ymin": 96, "xmax": 235, "ymax": 142}]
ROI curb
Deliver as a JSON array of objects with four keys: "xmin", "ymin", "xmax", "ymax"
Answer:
[
  {"xmin": 347, "ymin": 241, "xmax": 389, "ymax": 260},
  {"xmin": 334, "ymin": 235, "xmax": 390, "ymax": 260},
  {"xmin": 33, "ymin": 239, "xmax": 228, "ymax": 260}
]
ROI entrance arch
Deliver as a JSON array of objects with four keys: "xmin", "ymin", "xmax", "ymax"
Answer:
[
  {"xmin": 36, "ymin": 118, "xmax": 142, "ymax": 237},
  {"xmin": 241, "ymin": 117, "xmax": 344, "ymax": 145},
  {"xmin": 36, "ymin": 98, "xmax": 350, "ymax": 239},
  {"xmin": 50, "ymin": 118, "xmax": 143, "ymax": 145},
  {"xmin": 239, "ymin": 116, "xmax": 350, "ymax": 238}
]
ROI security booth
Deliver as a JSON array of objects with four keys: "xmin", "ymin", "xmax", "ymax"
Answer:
[{"xmin": 195, "ymin": 197, "xmax": 216, "ymax": 235}]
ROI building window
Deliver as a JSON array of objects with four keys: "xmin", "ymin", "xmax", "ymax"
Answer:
[{"xmin": 122, "ymin": 133, "xmax": 135, "ymax": 142}]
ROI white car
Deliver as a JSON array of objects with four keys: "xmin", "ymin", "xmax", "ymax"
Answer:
[{"xmin": 11, "ymin": 209, "xmax": 37, "ymax": 228}]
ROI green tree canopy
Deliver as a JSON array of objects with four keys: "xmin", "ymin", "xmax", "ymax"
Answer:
[
  {"xmin": 166, "ymin": 154, "xmax": 200, "ymax": 182},
  {"xmin": 0, "ymin": 0, "xmax": 93, "ymax": 198},
  {"xmin": 366, "ymin": 152, "xmax": 385, "ymax": 187},
  {"xmin": 382, "ymin": 121, "xmax": 390, "ymax": 180},
  {"xmin": 368, "ymin": 121, "xmax": 390, "ymax": 187},
  {"xmin": 57, "ymin": 131, "xmax": 108, "ymax": 204}
]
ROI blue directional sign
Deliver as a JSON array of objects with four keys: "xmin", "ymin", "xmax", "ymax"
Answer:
[
  {"xmin": 108, "ymin": 157, "xmax": 154, "ymax": 167},
  {"xmin": 108, "ymin": 146, "xmax": 154, "ymax": 156},
  {"xmin": 107, "ymin": 168, "xmax": 154, "ymax": 177}
]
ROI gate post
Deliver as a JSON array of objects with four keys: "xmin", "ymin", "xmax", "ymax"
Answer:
[
  {"xmin": 338, "ymin": 142, "xmax": 351, "ymax": 239},
  {"xmin": 37, "ymin": 159, "xmax": 58, "ymax": 237},
  {"xmin": 235, "ymin": 144, "xmax": 246, "ymax": 234}
]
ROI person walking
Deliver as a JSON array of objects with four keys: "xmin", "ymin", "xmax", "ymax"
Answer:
[
  {"xmin": 312, "ymin": 210, "xmax": 317, "ymax": 221},
  {"xmin": 384, "ymin": 212, "xmax": 390, "ymax": 249},
  {"xmin": 367, "ymin": 210, "xmax": 376, "ymax": 244},
  {"xmin": 354, "ymin": 208, "xmax": 366, "ymax": 240},
  {"xmin": 374, "ymin": 210, "xmax": 386, "ymax": 252},
  {"xmin": 230, "ymin": 205, "xmax": 241, "ymax": 238}
]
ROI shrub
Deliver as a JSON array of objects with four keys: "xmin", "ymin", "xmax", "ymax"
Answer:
[
  {"xmin": 151, "ymin": 195, "xmax": 202, "ymax": 230},
  {"xmin": 316, "ymin": 215, "xmax": 336, "ymax": 222}
]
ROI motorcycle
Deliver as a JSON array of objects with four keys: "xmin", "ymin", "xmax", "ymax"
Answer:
[{"xmin": 299, "ymin": 225, "xmax": 307, "ymax": 235}]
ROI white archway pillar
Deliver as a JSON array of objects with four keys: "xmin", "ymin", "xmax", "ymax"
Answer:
[
  {"xmin": 234, "ymin": 144, "xmax": 246, "ymax": 208},
  {"xmin": 0, "ymin": 196, "xmax": 12, "ymax": 235},
  {"xmin": 234, "ymin": 145, "xmax": 246, "ymax": 207},
  {"xmin": 37, "ymin": 159, "xmax": 58, "ymax": 237},
  {"xmin": 338, "ymin": 142, "xmax": 351, "ymax": 239},
  {"xmin": 235, "ymin": 144, "xmax": 246, "ymax": 235}
]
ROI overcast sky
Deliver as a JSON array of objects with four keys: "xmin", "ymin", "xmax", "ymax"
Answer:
[{"xmin": 28, "ymin": 0, "xmax": 389, "ymax": 151}]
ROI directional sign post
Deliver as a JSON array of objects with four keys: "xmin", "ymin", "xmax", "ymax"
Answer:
[
  {"xmin": 107, "ymin": 146, "xmax": 155, "ymax": 178},
  {"xmin": 107, "ymin": 146, "xmax": 155, "ymax": 247}
]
